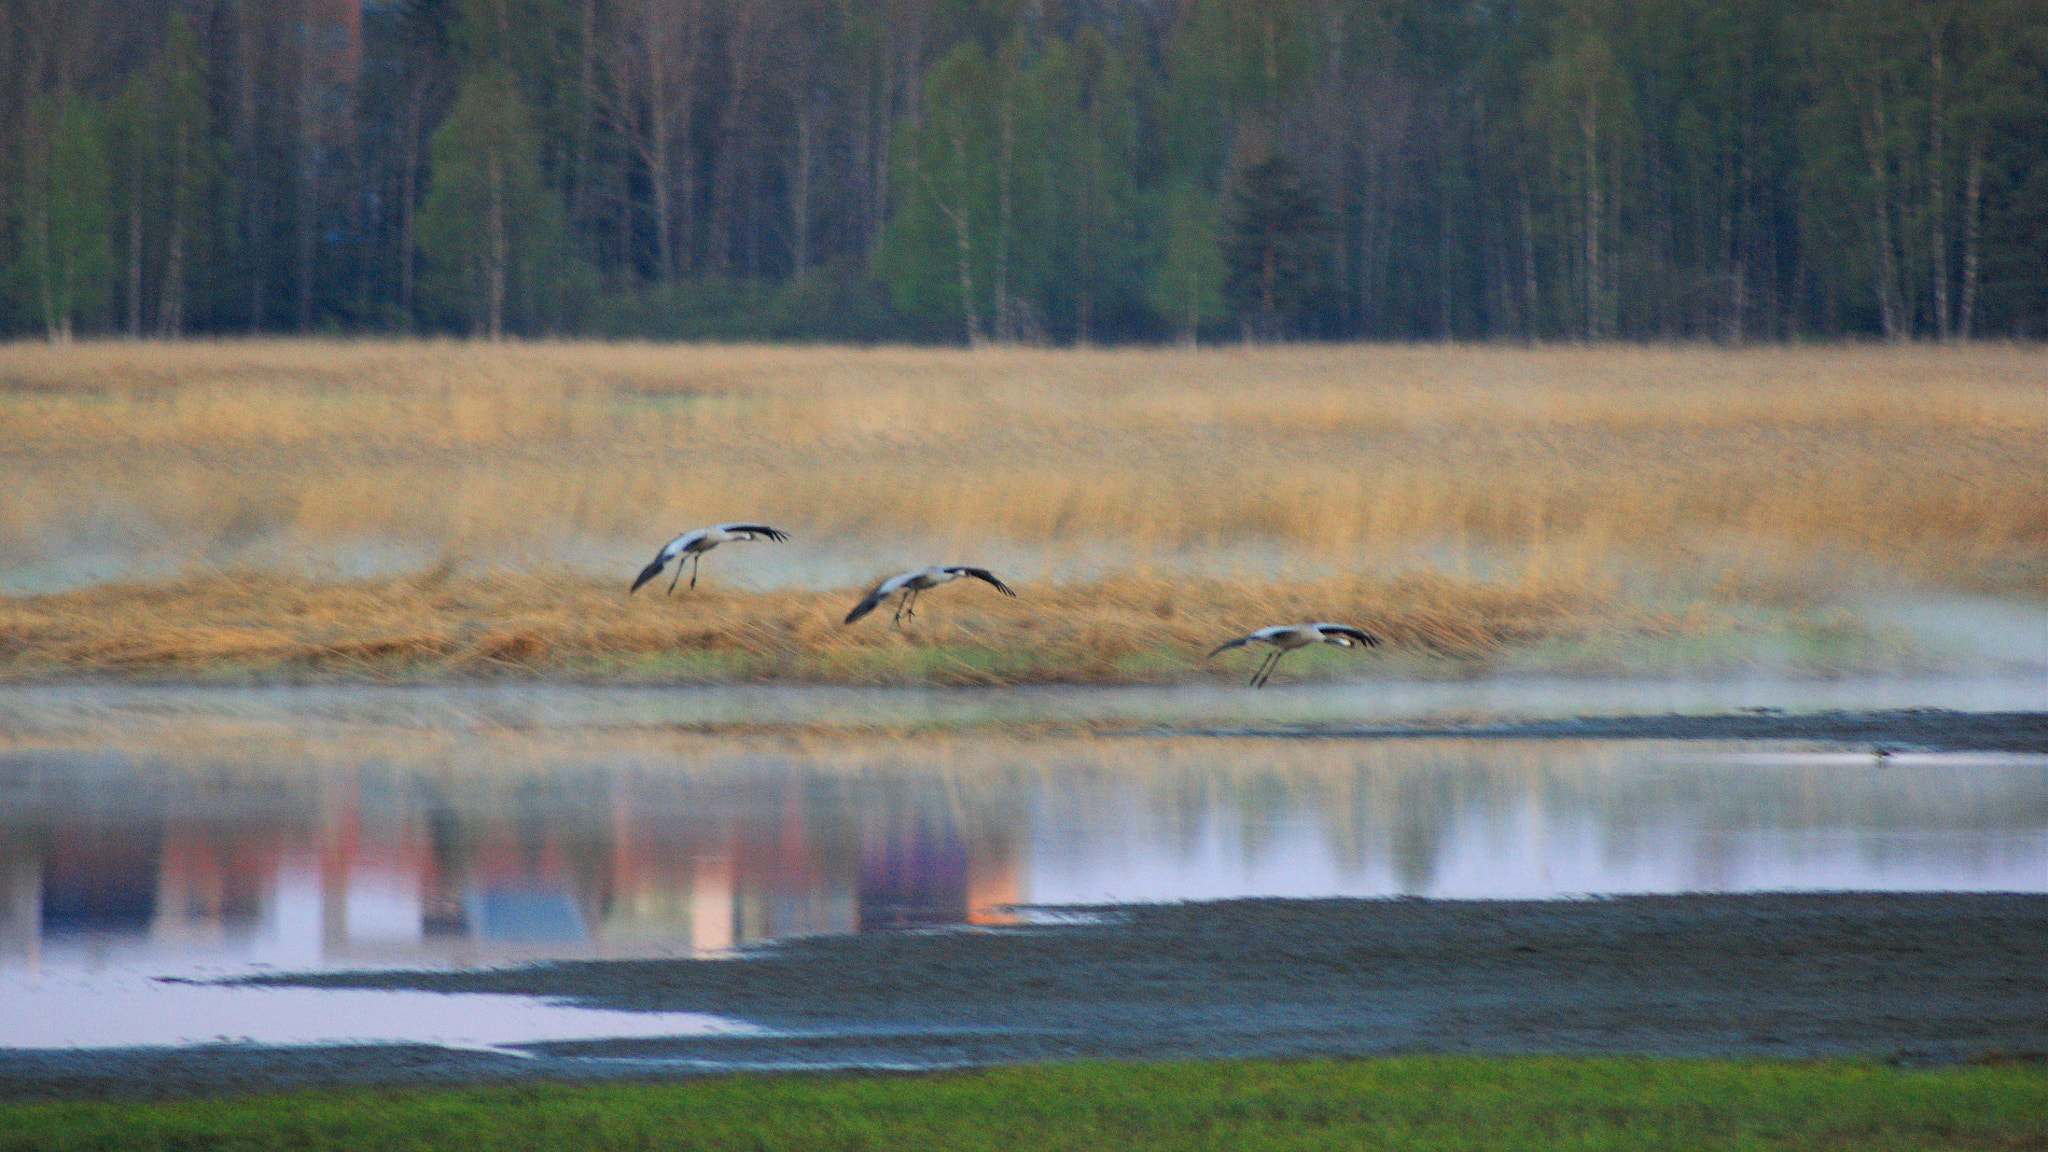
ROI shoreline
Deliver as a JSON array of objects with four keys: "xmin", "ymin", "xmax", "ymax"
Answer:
[
  {"xmin": 3, "ymin": 677, "xmax": 2043, "ymax": 750},
  {"xmin": 3, "ymin": 892, "xmax": 2043, "ymax": 1100}
]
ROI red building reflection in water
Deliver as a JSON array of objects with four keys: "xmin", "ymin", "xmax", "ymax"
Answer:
[{"xmin": 0, "ymin": 762, "xmax": 1022, "ymax": 972}]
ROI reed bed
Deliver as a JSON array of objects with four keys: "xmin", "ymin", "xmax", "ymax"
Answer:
[
  {"xmin": 0, "ymin": 340, "xmax": 2038, "ymax": 681},
  {"xmin": 1, "ymin": 340, "xmax": 2040, "ymax": 588},
  {"xmin": 0, "ymin": 569, "xmax": 1613, "ymax": 684}
]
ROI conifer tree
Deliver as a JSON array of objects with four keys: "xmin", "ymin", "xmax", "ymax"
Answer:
[{"xmin": 1222, "ymin": 156, "xmax": 1327, "ymax": 338}]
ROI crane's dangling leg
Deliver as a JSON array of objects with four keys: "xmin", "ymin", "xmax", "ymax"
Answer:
[
  {"xmin": 1255, "ymin": 649, "xmax": 1286, "ymax": 688},
  {"xmin": 689, "ymin": 551, "xmax": 704, "ymax": 590},
  {"xmin": 1246, "ymin": 649, "xmax": 1274, "ymax": 687},
  {"xmin": 893, "ymin": 589, "xmax": 911, "ymax": 625},
  {"xmin": 666, "ymin": 554, "xmax": 685, "ymax": 596}
]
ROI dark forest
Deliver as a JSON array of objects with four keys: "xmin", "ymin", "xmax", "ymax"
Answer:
[{"xmin": 2, "ymin": 0, "xmax": 2043, "ymax": 343}]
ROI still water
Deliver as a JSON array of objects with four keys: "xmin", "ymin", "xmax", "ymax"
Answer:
[
  {"xmin": 4, "ymin": 728, "xmax": 2043, "ymax": 982},
  {"xmin": 3, "ymin": 722, "xmax": 2044, "ymax": 1052}
]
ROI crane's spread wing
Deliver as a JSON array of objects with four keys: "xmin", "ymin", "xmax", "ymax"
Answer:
[
  {"xmin": 628, "ymin": 556, "xmax": 670, "ymax": 594},
  {"xmin": 718, "ymin": 523, "xmax": 789, "ymax": 542},
  {"xmin": 1207, "ymin": 633, "xmax": 1259, "ymax": 658},
  {"xmin": 947, "ymin": 567, "xmax": 1016, "ymax": 597},
  {"xmin": 629, "ymin": 535, "xmax": 692, "ymax": 593},
  {"xmin": 842, "ymin": 575, "xmax": 901, "ymax": 624},
  {"xmin": 622, "ymin": 557, "xmax": 663, "ymax": 590},
  {"xmin": 1316, "ymin": 624, "xmax": 1382, "ymax": 648}
]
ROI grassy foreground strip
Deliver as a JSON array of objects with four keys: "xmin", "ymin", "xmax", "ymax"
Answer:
[{"xmin": 4, "ymin": 1058, "xmax": 2045, "ymax": 1151}]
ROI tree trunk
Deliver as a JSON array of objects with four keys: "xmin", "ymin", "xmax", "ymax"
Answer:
[
  {"xmin": 1356, "ymin": 135, "xmax": 1379, "ymax": 335},
  {"xmin": 928, "ymin": 117, "xmax": 982, "ymax": 347},
  {"xmin": 791, "ymin": 98, "xmax": 811, "ymax": 281},
  {"xmin": 32, "ymin": 199, "xmax": 59, "ymax": 342},
  {"xmin": 1859, "ymin": 75, "xmax": 1903, "ymax": 341},
  {"xmin": 296, "ymin": 3, "xmax": 318, "ymax": 334},
  {"xmin": 1728, "ymin": 91, "xmax": 1756, "ymax": 344},
  {"xmin": 237, "ymin": 0, "xmax": 267, "ymax": 333},
  {"xmin": 651, "ymin": 98, "xmax": 674, "ymax": 280},
  {"xmin": 1262, "ymin": 234, "xmax": 1277, "ymax": 330},
  {"xmin": 247, "ymin": 188, "xmax": 270, "ymax": 332},
  {"xmin": 646, "ymin": 11, "xmax": 676, "ymax": 282},
  {"xmin": 676, "ymin": 1, "xmax": 703, "ymax": 276},
  {"xmin": 870, "ymin": 47, "xmax": 892, "ymax": 261},
  {"xmin": 158, "ymin": 118, "xmax": 188, "ymax": 337},
  {"xmin": 399, "ymin": 76, "xmax": 423, "ymax": 323},
  {"xmin": 1959, "ymin": 131, "xmax": 1983, "ymax": 339},
  {"xmin": 126, "ymin": 189, "xmax": 143, "ymax": 338},
  {"xmin": 1580, "ymin": 81, "xmax": 1600, "ymax": 340},
  {"xmin": 569, "ymin": 0, "xmax": 597, "ymax": 235},
  {"xmin": 1437, "ymin": 185, "xmax": 1452, "ymax": 340},
  {"xmin": 710, "ymin": 1, "xmax": 761, "ymax": 275},
  {"xmin": 486, "ymin": 147, "xmax": 506, "ymax": 339},
  {"xmin": 1519, "ymin": 175, "xmax": 1538, "ymax": 342},
  {"xmin": 1928, "ymin": 20, "xmax": 1950, "ymax": 340},
  {"xmin": 993, "ymin": 61, "xmax": 1014, "ymax": 342}
]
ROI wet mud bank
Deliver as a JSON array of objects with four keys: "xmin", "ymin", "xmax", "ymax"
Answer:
[
  {"xmin": 1133, "ymin": 709, "xmax": 2048, "ymax": 751},
  {"xmin": 8, "ymin": 893, "xmax": 2041, "ymax": 1099}
]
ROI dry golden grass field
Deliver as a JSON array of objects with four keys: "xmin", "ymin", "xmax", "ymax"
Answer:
[{"xmin": 0, "ymin": 339, "xmax": 2040, "ymax": 683}]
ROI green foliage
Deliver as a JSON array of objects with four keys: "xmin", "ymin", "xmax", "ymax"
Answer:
[
  {"xmin": 1222, "ymin": 157, "xmax": 1328, "ymax": 337},
  {"xmin": 102, "ymin": 13, "xmax": 223, "ymax": 338},
  {"xmin": 877, "ymin": 41, "xmax": 1000, "ymax": 343},
  {"xmin": 1148, "ymin": 178, "xmax": 1227, "ymax": 344},
  {"xmin": 1056, "ymin": 30, "xmax": 1146, "ymax": 342},
  {"xmin": 585, "ymin": 263, "xmax": 898, "ymax": 342},
  {"xmin": 1, "ymin": 1057, "xmax": 2044, "ymax": 1150},
  {"xmin": 3, "ymin": 0, "xmax": 2045, "ymax": 339},
  {"xmin": 3, "ymin": 92, "xmax": 112, "ymax": 341},
  {"xmin": 415, "ymin": 66, "xmax": 588, "ymax": 336}
]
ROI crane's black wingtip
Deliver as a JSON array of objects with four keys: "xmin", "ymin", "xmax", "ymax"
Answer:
[
  {"xmin": 628, "ymin": 561, "xmax": 666, "ymax": 594},
  {"xmin": 956, "ymin": 567, "xmax": 1016, "ymax": 596}
]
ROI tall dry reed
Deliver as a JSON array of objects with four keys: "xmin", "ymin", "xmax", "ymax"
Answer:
[{"xmin": 0, "ymin": 340, "xmax": 2041, "ymax": 592}]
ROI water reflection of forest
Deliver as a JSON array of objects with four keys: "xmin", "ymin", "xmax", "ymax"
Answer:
[{"xmin": 1, "ymin": 737, "xmax": 2043, "ymax": 972}]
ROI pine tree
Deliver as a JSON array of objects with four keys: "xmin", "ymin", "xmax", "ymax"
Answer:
[{"xmin": 1222, "ymin": 156, "xmax": 1327, "ymax": 339}]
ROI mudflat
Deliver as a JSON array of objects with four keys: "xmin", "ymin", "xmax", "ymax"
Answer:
[{"xmin": 4, "ymin": 893, "xmax": 2040, "ymax": 1099}]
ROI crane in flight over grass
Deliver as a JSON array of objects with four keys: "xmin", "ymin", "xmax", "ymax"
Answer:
[
  {"xmin": 630, "ymin": 523, "xmax": 790, "ymax": 595},
  {"xmin": 1208, "ymin": 622, "xmax": 1382, "ymax": 688},
  {"xmin": 844, "ymin": 565, "xmax": 1016, "ymax": 626}
]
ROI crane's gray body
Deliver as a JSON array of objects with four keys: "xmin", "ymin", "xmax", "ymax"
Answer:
[
  {"xmin": 844, "ymin": 565, "xmax": 1016, "ymax": 625},
  {"xmin": 1208, "ymin": 622, "xmax": 1382, "ymax": 687},
  {"xmin": 630, "ymin": 522, "xmax": 789, "ymax": 594}
]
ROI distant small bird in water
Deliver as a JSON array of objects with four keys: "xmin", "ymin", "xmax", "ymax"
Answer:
[
  {"xmin": 844, "ymin": 565, "xmax": 1016, "ymax": 626},
  {"xmin": 1873, "ymin": 746, "xmax": 1896, "ymax": 767},
  {"xmin": 1208, "ymin": 622, "xmax": 1382, "ymax": 688},
  {"xmin": 630, "ymin": 523, "xmax": 789, "ymax": 595}
]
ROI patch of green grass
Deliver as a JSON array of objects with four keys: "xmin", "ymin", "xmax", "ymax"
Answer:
[{"xmin": 4, "ymin": 1056, "xmax": 2044, "ymax": 1151}]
